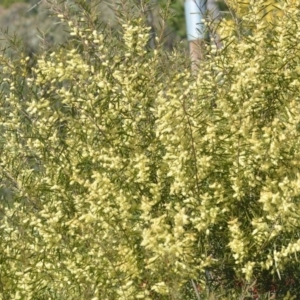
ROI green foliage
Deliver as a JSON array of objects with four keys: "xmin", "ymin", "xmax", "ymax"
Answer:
[
  {"xmin": 1, "ymin": 0, "xmax": 300, "ymax": 299},
  {"xmin": 1, "ymin": 0, "xmax": 28, "ymax": 9},
  {"xmin": 157, "ymin": 0, "xmax": 186, "ymax": 38}
]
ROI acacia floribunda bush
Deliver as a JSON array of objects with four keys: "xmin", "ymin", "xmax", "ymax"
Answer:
[{"xmin": 1, "ymin": 0, "xmax": 300, "ymax": 298}]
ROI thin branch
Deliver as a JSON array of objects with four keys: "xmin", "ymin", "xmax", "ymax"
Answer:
[
  {"xmin": 27, "ymin": 0, "xmax": 44, "ymax": 13},
  {"xmin": 191, "ymin": 279, "xmax": 201, "ymax": 300}
]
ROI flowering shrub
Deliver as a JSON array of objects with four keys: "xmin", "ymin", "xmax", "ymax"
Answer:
[{"xmin": 0, "ymin": 0, "xmax": 300, "ymax": 299}]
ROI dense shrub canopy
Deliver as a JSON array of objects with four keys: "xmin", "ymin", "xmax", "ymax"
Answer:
[{"xmin": 1, "ymin": 0, "xmax": 300, "ymax": 299}]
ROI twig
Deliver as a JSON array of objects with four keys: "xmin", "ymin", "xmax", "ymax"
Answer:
[
  {"xmin": 27, "ymin": 0, "xmax": 44, "ymax": 13},
  {"xmin": 191, "ymin": 279, "xmax": 201, "ymax": 300}
]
